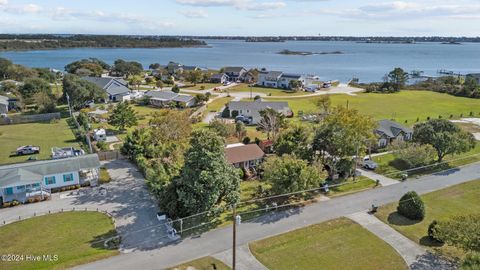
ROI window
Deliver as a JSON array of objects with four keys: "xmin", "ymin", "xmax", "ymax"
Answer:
[
  {"xmin": 45, "ymin": 176, "xmax": 56, "ymax": 185},
  {"xmin": 63, "ymin": 173, "xmax": 74, "ymax": 182},
  {"xmin": 16, "ymin": 185, "xmax": 25, "ymax": 191}
]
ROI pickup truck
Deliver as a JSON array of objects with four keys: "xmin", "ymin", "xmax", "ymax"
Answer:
[{"xmin": 16, "ymin": 145, "xmax": 40, "ymax": 156}]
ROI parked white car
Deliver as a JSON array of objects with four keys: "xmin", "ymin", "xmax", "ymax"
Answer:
[{"xmin": 16, "ymin": 145, "xmax": 40, "ymax": 156}]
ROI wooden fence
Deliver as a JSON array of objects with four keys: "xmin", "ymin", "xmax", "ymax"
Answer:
[
  {"xmin": 96, "ymin": 150, "xmax": 124, "ymax": 161},
  {"xmin": 0, "ymin": 112, "xmax": 61, "ymax": 125}
]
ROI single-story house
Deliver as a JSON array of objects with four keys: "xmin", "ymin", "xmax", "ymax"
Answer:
[
  {"xmin": 210, "ymin": 73, "xmax": 230, "ymax": 84},
  {"xmin": 166, "ymin": 62, "xmax": 203, "ymax": 75},
  {"xmin": 0, "ymin": 154, "xmax": 101, "ymax": 203},
  {"xmin": 375, "ymin": 119, "xmax": 413, "ymax": 147},
  {"xmin": 257, "ymin": 70, "xmax": 306, "ymax": 89},
  {"xmin": 145, "ymin": 91, "xmax": 196, "ymax": 108},
  {"xmin": 82, "ymin": 77, "xmax": 131, "ymax": 102},
  {"xmin": 0, "ymin": 95, "xmax": 8, "ymax": 114},
  {"xmin": 225, "ymin": 143, "xmax": 265, "ymax": 171},
  {"xmin": 226, "ymin": 100, "xmax": 292, "ymax": 124},
  {"xmin": 223, "ymin": 67, "xmax": 248, "ymax": 82}
]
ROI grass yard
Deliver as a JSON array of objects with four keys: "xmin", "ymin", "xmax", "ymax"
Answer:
[
  {"xmin": 0, "ymin": 212, "xmax": 119, "ymax": 270},
  {"xmin": 327, "ymin": 177, "xmax": 378, "ymax": 197},
  {"xmin": 228, "ymin": 84, "xmax": 311, "ymax": 97},
  {"xmin": 206, "ymin": 96, "xmax": 234, "ymax": 112},
  {"xmin": 250, "ymin": 217, "xmax": 407, "ymax": 270},
  {"xmin": 373, "ymin": 143, "xmax": 480, "ymax": 179},
  {"xmin": 168, "ymin": 257, "xmax": 230, "ymax": 270},
  {"xmin": 0, "ymin": 119, "xmax": 80, "ymax": 165},
  {"xmin": 268, "ymin": 91, "xmax": 480, "ymax": 124},
  {"xmin": 375, "ymin": 179, "xmax": 480, "ymax": 260},
  {"xmin": 182, "ymin": 83, "xmax": 223, "ymax": 90}
]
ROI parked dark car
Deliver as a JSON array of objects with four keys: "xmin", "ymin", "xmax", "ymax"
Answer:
[{"xmin": 235, "ymin": 115, "xmax": 253, "ymax": 125}]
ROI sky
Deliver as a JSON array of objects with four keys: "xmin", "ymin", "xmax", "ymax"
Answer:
[{"xmin": 0, "ymin": 0, "xmax": 480, "ymax": 36}]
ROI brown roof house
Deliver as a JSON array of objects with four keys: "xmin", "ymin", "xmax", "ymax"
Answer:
[{"xmin": 225, "ymin": 143, "xmax": 265, "ymax": 172}]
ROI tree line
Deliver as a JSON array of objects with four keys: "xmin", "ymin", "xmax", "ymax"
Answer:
[{"xmin": 0, "ymin": 35, "xmax": 206, "ymax": 51}]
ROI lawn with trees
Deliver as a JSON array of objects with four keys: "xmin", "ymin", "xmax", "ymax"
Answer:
[
  {"xmin": 375, "ymin": 179, "xmax": 480, "ymax": 260},
  {"xmin": 0, "ymin": 212, "xmax": 118, "ymax": 270},
  {"xmin": 250, "ymin": 217, "xmax": 407, "ymax": 270}
]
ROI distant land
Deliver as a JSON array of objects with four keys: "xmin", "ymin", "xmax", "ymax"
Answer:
[
  {"xmin": 0, "ymin": 34, "xmax": 207, "ymax": 51},
  {"xmin": 183, "ymin": 36, "xmax": 480, "ymax": 43},
  {"xmin": 278, "ymin": 49, "xmax": 344, "ymax": 56}
]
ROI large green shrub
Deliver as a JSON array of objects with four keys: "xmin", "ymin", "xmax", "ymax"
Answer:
[
  {"xmin": 397, "ymin": 191, "xmax": 425, "ymax": 220},
  {"xmin": 461, "ymin": 252, "xmax": 480, "ymax": 270}
]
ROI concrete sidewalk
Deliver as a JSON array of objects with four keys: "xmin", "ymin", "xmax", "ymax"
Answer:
[
  {"xmin": 213, "ymin": 245, "xmax": 267, "ymax": 270},
  {"xmin": 347, "ymin": 212, "xmax": 425, "ymax": 266},
  {"xmin": 359, "ymin": 168, "xmax": 399, "ymax": 186}
]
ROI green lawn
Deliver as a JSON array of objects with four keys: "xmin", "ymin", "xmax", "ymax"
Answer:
[
  {"xmin": 269, "ymin": 91, "xmax": 480, "ymax": 124},
  {"xmin": 168, "ymin": 256, "xmax": 230, "ymax": 270},
  {"xmin": 375, "ymin": 179, "xmax": 480, "ymax": 260},
  {"xmin": 0, "ymin": 119, "xmax": 80, "ymax": 165},
  {"xmin": 206, "ymin": 96, "xmax": 234, "ymax": 112},
  {"xmin": 373, "ymin": 143, "xmax": 480, "ymax": 179},
  {"xmin": 182, "ymin": 83, "xmax": 222, "ymax": 90},
  {"xmin": 0, "ymin": 212, "xmax": 119, "ymax": 270},
  {"xmin": 328, "ymin": 177, "xmax": 378, "ymax": 197},
  {"xmin": 250, "ymin": 217, "xmax": 407, "ymax": 270},
  {"xmin": 228, "ymin": 84, "xmax": 311, "ymax": 97}
]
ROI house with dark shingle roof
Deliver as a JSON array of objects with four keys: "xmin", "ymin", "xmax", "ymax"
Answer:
[
  {"xmin": 227, "ymin": 100, "xmax": 292, "ymax": 124},
  {"xmin": 257, "ymin": 70, "xmax": 306, "ymax": 89},
  {"xmin": 225, "ymin": 143, "xmax": 265, "ymax": 170},
  {"xmin": 223, "ymin": 67, "xmax": 247, "ymax": 82},
  {"xmin": 375, "ymin": 119, "xmax": 413, "ymax": 147},
  {"xmin": 145, "ymin": 90, "xmax": 196, "ymax": 108},
  {"xmin": 0, "ymin": 154, "xmax": 101, "ymax": 203},
  {"xmin": 82, "ymin": 77, "xmax": 131, "ymax": 102}
]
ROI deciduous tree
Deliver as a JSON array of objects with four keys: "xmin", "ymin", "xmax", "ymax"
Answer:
[
  {"xmin": 108, "ymin": 102, "xmax": 138, "ymax": 131},
  {"xmin": 257, "ymin": 107, "xmax": 286, "ymax": 140},
  {"xmin": 413, "ymin": 119, "xmax": 476, "ymax": 162}
]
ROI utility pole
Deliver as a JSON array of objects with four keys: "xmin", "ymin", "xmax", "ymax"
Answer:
[{"xmin": 232, "ymin": 204, "xmax": 237, "ymax": 270}]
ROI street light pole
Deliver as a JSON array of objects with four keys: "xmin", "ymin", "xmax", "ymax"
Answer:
[{"xmin": 232, "ymin": 204, "xmax": 237, "ymax": 270}]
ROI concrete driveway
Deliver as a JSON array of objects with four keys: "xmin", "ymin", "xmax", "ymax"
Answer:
[{"xmin": 0, "ymin": 159, "xmax": 169, "ymax": 252}]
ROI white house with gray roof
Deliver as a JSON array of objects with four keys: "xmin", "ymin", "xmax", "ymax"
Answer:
[
  {"xmin": 82, "ymin": 77, "xmax": 131, "ymax": 102},
  {"xmin": 145, "ymin": 91, "xmax": 196, "ymax": 108},
  {"xmin": 257, "ymin": 70, "xmax": 306, "ymax": 89},
  {"xmin": 0, "ymin": 95, "xmax": 8, "ymax": 114},
  {"xmin": 0, "ymin": 154, "xmax": 101, "ymax": 204},
  {"xmin": 227, "ymin": 100, "xmax": 292, "ymax": 124},
  {"xmin": 375, "ymin": 119, "xmax": 413, "ymax": 147}
]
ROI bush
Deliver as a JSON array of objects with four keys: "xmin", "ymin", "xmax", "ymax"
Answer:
[
  {"xmin": 96, "ymin": 141, "xmax": 108, "ymax": 151},
  {"xmin": 242, "ymin": 137, "xmax": 251, "ymax": 144},
  {"xmin": 427, "ymin": 220, "xmax": 443, "ymax": 242},
  {"xmin": 397, "ymin": 191, "xmax": 425, "ymax": 220},
  {"xmin": 462, "ymin": 252, "xmax": 480, "ymax": 270}
]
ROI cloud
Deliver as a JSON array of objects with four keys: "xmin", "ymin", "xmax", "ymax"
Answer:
[
  {"xmin": 179, "ymin": 9, "xmax": 209, "ymax": 18},
  {"xmin": 3, "ymin": 3, "xmax": 42, "ymax": 14},
  {"xmin": 176, "ymin": 0, "xmax": 286, "ymax": 11}
]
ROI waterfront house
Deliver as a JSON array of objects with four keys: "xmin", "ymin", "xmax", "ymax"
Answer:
[
  {"xmin": 226, "ymin": 100, "xmax": 292, "ymax": 124},
  {"xmin": 0, "ymin": 95, "xmax": 8, "ymax": 114},
  {"xmin": 375, "ymin": 119, "xmax": 413, "ymax": 147},
  {"xmin": 82, "ymin": 77, "xmax": 131, "ymax": 102},
  {"xmin": 145, "ymin": 90, "xmax": 196, "ymax": 108},
  {"xmin": 166, "ymin": 62, "xmax": 202, "ymax": 75},
  {"xmin": 225, "ymin": 143, "xmax": 265, "ymax": 171},
  {"xmin": 210, "ymin": 73, "xmax": 230, "ymax": 84},
  {"xmin": 0, "ymin": 154, "xmax": 101, "ymax": 204},
  {"xmin": 257, "ymin": 70, "xmax": 306, "ymax": 89},
  {"xmin": 223, "ymin": 67, "xmax": 247, "ymax": 82}
]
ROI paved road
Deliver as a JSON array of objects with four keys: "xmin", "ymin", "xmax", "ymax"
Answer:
[
  {"xmin": 213, "ymin": 245, "xmax": 267, "ymax": 270},
  {"xmin": 76, "ymin": 162, "xmax": 480, "ymax": 270}
]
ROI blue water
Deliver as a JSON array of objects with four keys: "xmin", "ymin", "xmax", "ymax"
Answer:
[{"xmin": 1, "ymin": 40, "xmax": 480, "ymax": 83}]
